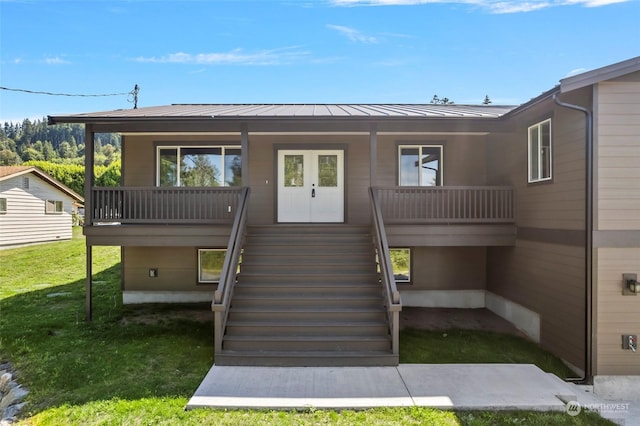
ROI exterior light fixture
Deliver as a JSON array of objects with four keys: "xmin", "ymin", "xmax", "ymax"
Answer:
[{"xmin": 623, "ymin": 273, "xmax": 638, "ymax": 296}]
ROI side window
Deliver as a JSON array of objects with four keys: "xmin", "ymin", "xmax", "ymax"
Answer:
[
  {"xmin": 528, "ymin": 119, "xmax": 552, "ymax": 183},
  {"xmin": 45, "ymin": 200, "xmax": 63, "ymax": 214},
  {"xmin": 0, "ymin": 197, "xmax": 6, "ymax": 214},
  {"xmin": 399, "ymin": 145, "xmax": 443, "ymax": 186}
]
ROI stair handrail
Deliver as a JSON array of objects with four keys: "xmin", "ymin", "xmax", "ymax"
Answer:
[
  {"xmin": 369, "ymin": 187, "xmax": 402, "ymax": 355},
  {"xmin": 212, "ymin": 186, "xmax": 250, "ymax": 354}
]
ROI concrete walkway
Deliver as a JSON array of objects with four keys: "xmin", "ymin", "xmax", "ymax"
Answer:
[{"xmin": 187, "ymin": 364, "xmax": 637, "ymax": 424}]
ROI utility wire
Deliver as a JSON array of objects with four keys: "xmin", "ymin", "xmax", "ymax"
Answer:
[{"xmin": 1, "ymin": 84, "xmax": 140, "ymax": 108}]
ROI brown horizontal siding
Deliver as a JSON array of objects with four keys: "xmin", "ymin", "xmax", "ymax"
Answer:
[
  {"xmin": 123, "ymin": 246, "xmax": 218, "ymax": 292},
  {"xmin": 597, "ymin": 81, "xmax": 640, "ymax": 231},
  {"xmin": 595, "ymin": 247, "xmax": 640, "ymax": 375},
  {"xmin": 386, "ymin": 224, "xmax": 515, "ymax": 247},
  {"xmin": 487, "ymin": 239, "xmax": 585, "ymax": 369},
  {"xmin": 402, "ymin": 247, "xmax": 486, "ymax": 290},
  {"xmin": 376, "ymin": 134, "xmax": 488, "ymax": 187},
  {"xmin": 84, "ymin": 224, "xmax": 232, "ymax": 246},
  {"xmin": 487, "ymin": 94, "xmax": 588, "ymax": 232}
]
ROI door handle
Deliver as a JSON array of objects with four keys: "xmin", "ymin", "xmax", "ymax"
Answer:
[{"xmin": 311, "ymin": 184, "xmax": 316, "ymax": 198}]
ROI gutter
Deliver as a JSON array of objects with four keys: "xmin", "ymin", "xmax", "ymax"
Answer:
[{"xmin": 553, "ymin": 92, "xmax": 593, "ymax": 383}]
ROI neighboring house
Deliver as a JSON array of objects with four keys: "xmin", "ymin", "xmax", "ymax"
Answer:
[
  {"xmin": 0, "ymin": 166, "xmax": 84, "ymax": 248},
  {"xmin": 48, "ymin": 56, "xmax": 640, "ymax": 397}
]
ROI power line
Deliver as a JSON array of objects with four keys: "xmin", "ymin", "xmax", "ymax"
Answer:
[{"xmin": 1, "ymin": 84, "xmax": 140, "ymax": 108}]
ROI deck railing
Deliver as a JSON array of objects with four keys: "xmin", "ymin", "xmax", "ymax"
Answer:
[
  {"xmin": 369, "ymin": 188, "xmax": 402, "ymax": 356},
  {"xmin": 212, "ymin": 187, "xmax": 250, "ymax": 355},
  {"xmin": 374, "ymin": 186, "xmax": 514, "ymax": 224},
  {"xmin": 91, "ymin": 186, "xmax": 243, "ymax": 224}
]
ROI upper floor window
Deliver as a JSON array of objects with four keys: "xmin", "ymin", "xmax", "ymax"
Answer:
[
  {"xmin": 45, "ymin": 200, "xmax": 63, "ymax": 214},
  {"xmin": 0, "ymin": 197, "xmax": 6, "ymax": 214},
  {"xmin": 399, "ymin": 145, "xmax": 443, "ymax": 186},
  {"xmin": 528, "ymin": 119, "xmax": 552, "ymax": 183},
  {"xmin": 157, "ymin": 146, "xmax": 242, "ymax": 187}
]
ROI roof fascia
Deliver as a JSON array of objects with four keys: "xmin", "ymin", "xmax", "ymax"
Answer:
[
  {"xmin": 53, "ymin": 116, "xmax": 506, "ymax": 135},
  {"xmin": 499, "ymin": 87, "xmax": 560, "ymax": 119},
  {"xmin": 560, "ymin": 56, "xmax": 640, "ymax": 93},
  {"xmin": 0, "ymin": 167, "xmax": 35, "ymax": 182}
]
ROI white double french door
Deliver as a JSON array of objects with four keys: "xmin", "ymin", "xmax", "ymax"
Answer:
[{"xmin": 277, "ymin": 150, "xmax": 344, "ymax": 223}]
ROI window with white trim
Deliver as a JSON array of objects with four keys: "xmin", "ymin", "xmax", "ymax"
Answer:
[
  {"xmin": 0, "ymin": 198, "xmax": 6, "ymax": 214},
  {"xmin": 157, "ymin": 146, "xmax": 241, "ymax": 187},
  {"xmin": 399, "ymin": 145, "xmax": 443, "ymax": 186},
  {"xmin": 45, "ymin": 200, "xmax": 63, "ymax": 214},
  {"xmin": 528, "ymin": 119, "xmax": 552, "ymax": 183}
]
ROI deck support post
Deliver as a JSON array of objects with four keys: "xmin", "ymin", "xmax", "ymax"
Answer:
[
  {"xmin": 84, "ymin": 124, "xmax": 95, "ymax": 321},
  {"xmin": 392, "ymin": 310, "xmax": 399, "ymax": 355},
  {"xmin": 86, "ymin": 245, "xmax": 93, "ymax": 321}
]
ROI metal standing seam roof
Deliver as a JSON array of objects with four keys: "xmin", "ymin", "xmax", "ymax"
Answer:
[{"xmin": 48, "ymin": 104, "xmax": 517, "ymax": 123}]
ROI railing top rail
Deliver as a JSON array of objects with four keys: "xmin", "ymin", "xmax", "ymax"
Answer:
[
  {"xmin": 213, "ymin": 186, "xmax": 249, "ymax": 307},
  {"xmin": 374, "ymin": 185, "xmax": 514, "ymax": 190},
  {"xmin": 93, "ymin": 186, "xmax": 243, "ymax": 191},
  {"xmin": 369, "ymin": 187, "xmax": 401, "ymax": 306}
]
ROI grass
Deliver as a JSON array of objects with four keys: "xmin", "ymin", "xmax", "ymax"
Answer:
[
  {"xmin": 0, "ymin": 228, "xmax": 613, "ymax": 425},
  {"xmin": 400, "ymin": 328, "xmax": 576, "ymax": 379}
]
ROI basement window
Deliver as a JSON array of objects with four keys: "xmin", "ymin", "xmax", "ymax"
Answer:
[
  {"xmin": 528, "ymin": 119, "xmax": 552, "ymax": 183},
  {"xmin": 45, "ymin": 200, "xmax": 63, "ymax": 214},
  {"xmin": 0, "ymin": 198, "xmax": 6, "ymax": 214},
  {"xmin": 390, "ymin": 248, "xmax": 411, "ymax": 283},
  {"xmin": 198, "ymin": 249, "xmax": 231, "ymax": 283}
]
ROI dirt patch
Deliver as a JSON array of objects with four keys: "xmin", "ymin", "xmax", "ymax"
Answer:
[
  {"xmin": 119, "ymin": 309, "xmax": 213, "ymax": 326},
  {"xmin": 400, "ymin": 307, "xmax": 526, "ymax": 337}
]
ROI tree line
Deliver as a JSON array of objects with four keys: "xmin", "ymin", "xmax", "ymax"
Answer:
[
  {"xmin": 0, "ymin": 118, "xmax": 120, "ymax": 166},
  {"xmin": 1, "ymin": 118, "xmax": 121, "ymax": 193}
]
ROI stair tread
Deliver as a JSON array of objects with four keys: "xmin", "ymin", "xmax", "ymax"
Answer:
[
  {"xmin": 218, "ymin": 350, "xmax": 393, "ymax": 356},
  {"xmin": 227, "ymin": 320, "xmax": 388, "ymax": 326},
  {"xmin": 232, "ymin": 295, "xmax": 382, "ymax": 300},
  {"xmin": 230, "ymin": 307, "xmax": 385, "ymax": 312},
  {"xmin": 224, "ymin": 335, "xmax": 389, "ymax": 341}
]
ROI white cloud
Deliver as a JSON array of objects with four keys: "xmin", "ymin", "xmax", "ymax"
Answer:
[
  {"xmin": 43, "ymin": 57, "xmax": 70, "ymax": 65},
  {"xmin": 565, "ymin": 67, "xmax": 587, "ymax": 77},
  {"xmin": 329, "ymin": 0, "xmax": 632, "ymax": 13},
  {"xmin": 134, "ymin": 47, "xmax": 309, "ymax": 66},
  {"xmin": 326, "ymin": 24, "xmax": 379, "ymax": 43}
]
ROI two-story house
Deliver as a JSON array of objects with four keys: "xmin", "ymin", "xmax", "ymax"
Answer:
[{"xmin": 48, "ymin": 56, "xmax": 640, "ymax": 398}]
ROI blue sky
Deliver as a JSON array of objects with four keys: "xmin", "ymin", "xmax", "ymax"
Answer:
[{"xmin": 1, "ymin": 0, "xmax": 639, "ymax": 122}]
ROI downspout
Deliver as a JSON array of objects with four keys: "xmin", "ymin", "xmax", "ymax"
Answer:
[{"xmin": 553, "ymin": 92, "xmax": 593, "ymax": 383}]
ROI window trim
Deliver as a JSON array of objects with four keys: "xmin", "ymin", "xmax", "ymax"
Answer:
[
  {"xmin": 156, "ymin": 145, "xmax": 242, "ymax": 187},
  {"xmin": 0, "ymin": 197, "xmax": 6, "ymax": 214},
  {"xmin": 398, "ymin": 144, "xmax": 444, "ymax": 186},
  {"xmin": 45, "ymin": 200, "xmax": 63, "ymax": 214},
  {"xmin": 527, "ymin": 119, "xmax": 552, "ymax": 183}
]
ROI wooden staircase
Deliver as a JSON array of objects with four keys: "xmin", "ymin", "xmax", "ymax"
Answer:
[{"xmin": 215, "ymin": 225, "xmax": 398, "ymax": 366}]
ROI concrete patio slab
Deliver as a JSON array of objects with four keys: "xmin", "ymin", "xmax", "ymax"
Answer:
[
  {"xmin": 187, "ymin": 363, "xmax": 578, "ymax": 411},
  {"xmin": 188, "ymin": 365, "xmax": 413, "ymax": 409}
]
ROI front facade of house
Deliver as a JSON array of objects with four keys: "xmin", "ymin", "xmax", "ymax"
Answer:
[
  {"xmin": 0, "ymin": 166, "xmax": 83, "ymax": 248},
  {"xmin": 49, "ymin": 56, "xmax": 640, "ymax": 396}
]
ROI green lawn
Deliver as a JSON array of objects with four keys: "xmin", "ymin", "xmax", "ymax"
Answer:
[{"xmin": 0, "ymin": 228, "xmax": 612, "ymax": 425}]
